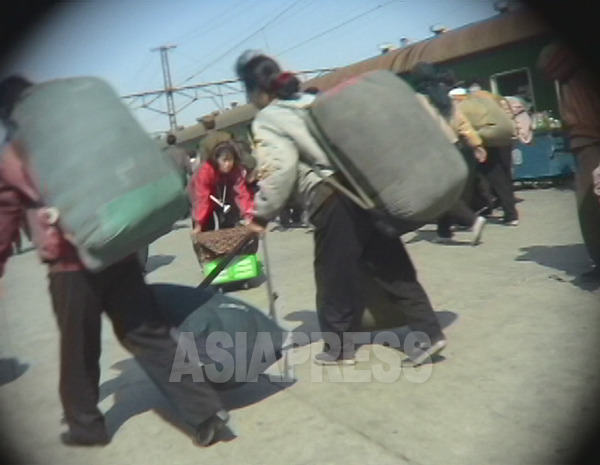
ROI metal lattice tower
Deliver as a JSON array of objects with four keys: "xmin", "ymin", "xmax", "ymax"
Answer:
[{"xmin": 151, "ymin": 44, "xmax": 178, "ymax": 131}]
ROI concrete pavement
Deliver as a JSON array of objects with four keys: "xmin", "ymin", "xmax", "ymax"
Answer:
[{"xmin": 1, "ymin": 185, "xmax": 599, "ymax": 465}]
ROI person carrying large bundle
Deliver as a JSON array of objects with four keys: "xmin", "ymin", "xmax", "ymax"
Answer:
[
  {"xmin": 235, "ymin": 50, "xmax": 456, "ymax": 366},
  {"xmin": 0, "ymin": 75, "xmax": 230, "ymax": 447},
  {"xmin": 6, "ymin": 75, "xmax": 190, "ymax": 269},
  {"xmin": 453, "ymin": 84, "xmax": 519, "ymax": 226},
  {"xmin": 409, "ymin": 61, "xmax": 488, "ymax": 245}
]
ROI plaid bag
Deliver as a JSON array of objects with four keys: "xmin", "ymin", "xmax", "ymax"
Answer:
[{"xmin": 192, "ymin": 226, "xmax": 258, "ymax": 262}]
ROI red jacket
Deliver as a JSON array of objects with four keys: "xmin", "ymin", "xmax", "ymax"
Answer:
[{"xmin": 189, "ymin": 161, "xmax": 254, "ymax": 231}]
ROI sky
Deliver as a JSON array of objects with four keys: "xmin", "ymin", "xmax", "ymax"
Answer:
[{"xmin": 3, "ymin": 0, "xmax": 506, "ymax": 135}]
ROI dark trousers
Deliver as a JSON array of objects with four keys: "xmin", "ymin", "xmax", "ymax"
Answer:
[
  {"xmin": 437, "ymin": 144, "xmax": 478, "ymax": 236},
  {"xmin": 48, "ymin": 258, "xmax": 222, "ymax": 440},
  {"xmin": 310, "ymin": 190, "xmax": 444, "ymax": 354},
  {"xmin": 472, "ymin": 171, "xmax": 496, "ymax": 213},
  {"xmin": 437, "ymin": 200, "xmax": 477, "ymax": 237},
  {"xmin": 479, "ymin": 145, "xmax": 518, "ymax": 221}
]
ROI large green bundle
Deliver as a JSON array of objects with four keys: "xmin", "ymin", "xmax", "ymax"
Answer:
[
  {"xmin": 12, "ymin": 77, "xmax": 188, "ymax": 270},
  {"xmin": 458, "ymin": 94, "xmax": 515, "ymax": 147}
]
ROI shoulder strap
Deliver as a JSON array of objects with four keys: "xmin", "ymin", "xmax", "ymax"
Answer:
[{"xmin": 309, "ymin": 162, "xmax": 373, "ymax": 211}]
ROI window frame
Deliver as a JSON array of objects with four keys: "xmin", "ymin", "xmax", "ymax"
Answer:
[{"xmin": 490, "ymin": 67, "xmax": 536, "ymax": 111}]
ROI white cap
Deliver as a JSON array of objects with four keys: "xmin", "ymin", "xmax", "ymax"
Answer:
[{"xmin": 449, "ymin": 87, "xmax": 468, "ymax": 96}]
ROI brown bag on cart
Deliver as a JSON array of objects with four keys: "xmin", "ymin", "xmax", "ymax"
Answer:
[{"xmin": 192, "ymin": 226, "xmax": 259, "ymax": 263}]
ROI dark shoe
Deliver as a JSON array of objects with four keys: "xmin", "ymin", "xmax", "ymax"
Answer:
[
  {"xmin": 580, "ymin": 266, "xmax": 600, "ymax": 281},
  {"xmin": 194, "ymin": 410, "xmax": 230, "ymax": 447},
  {"xmin": 405, "ymin": 338, "xmax": 447, "ymax": 367},
  {"xmin": 313, "ymin": 350, "xmax": 356, "ymax": 366},
  {"xmin": 477, "ymin": 206, "xmax": 494, "ymax": 218},
  {"xmin": 60, "ymin": 431, "xmax": 110, "ymax": 447}
]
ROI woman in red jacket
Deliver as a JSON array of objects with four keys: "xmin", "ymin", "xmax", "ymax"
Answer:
[{"xmin": 190, "ymin": 140, "xmax": 254, "ymax": 232}]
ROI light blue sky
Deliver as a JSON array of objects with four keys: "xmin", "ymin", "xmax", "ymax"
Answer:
[{"xmin": 4, "ymin": 0, "xmax": 503, "ymax": 134}]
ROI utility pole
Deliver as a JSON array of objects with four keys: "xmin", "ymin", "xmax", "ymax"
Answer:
[{"xmin": 151, "ymin": 44, "xmax": 178, "ymax": 132}]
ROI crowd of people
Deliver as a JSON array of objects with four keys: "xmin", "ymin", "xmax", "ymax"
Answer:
[{"xmin": 1, "ymin": 41, "xmax": 599, "ymax": 450}]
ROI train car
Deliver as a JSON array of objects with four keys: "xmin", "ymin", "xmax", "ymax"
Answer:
[
  {"xmin": 174, "ymin": 103, "xmax": 258, "ymax": 155},
  {"xmin": 178, "ymin": 7, "xmax": 574, "ymax": 182}
]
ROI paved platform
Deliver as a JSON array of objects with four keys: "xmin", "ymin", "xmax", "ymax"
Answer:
[{"xmin": 1, "ymin": 185, "xmax": 599, "ymax": 465}]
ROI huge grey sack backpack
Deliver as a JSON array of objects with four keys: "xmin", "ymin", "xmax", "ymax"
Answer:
[
  {"xmin": 12, "ymin": 77, "xmax": 188, "ymax": 270},
  {"xmin": 306, "ymin": 70, "xmax": 468, "ymax": 234}
]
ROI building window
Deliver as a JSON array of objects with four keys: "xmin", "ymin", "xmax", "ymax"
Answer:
[{"xmin": 490, "ymin": 67, "xmax": 535, "ymax": 111}]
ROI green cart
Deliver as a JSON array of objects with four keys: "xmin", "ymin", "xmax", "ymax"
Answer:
[{"xmin": 203, "ymin": 253, "xmax": 262, "ymax": 286}]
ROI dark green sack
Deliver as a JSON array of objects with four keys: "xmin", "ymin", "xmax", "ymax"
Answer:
[{"xmin": 152, "ymin": 284, "xmax": 286, "ymax": 390}]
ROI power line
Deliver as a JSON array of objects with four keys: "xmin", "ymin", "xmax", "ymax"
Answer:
[
  {"xmin": 124, "ymin": 51, "xmax": 157, "ymax": 92},
  {"xmin": 178, "ymin": 0, "xmax": 302, "ymax": 85},
  {"xmin": 174, "ymin": 8, "xmax": 273, "ymax": 82},
  {"xmin": 122, "ymin": 68, "xmax": 334, "ymax": 99},
  {"xmin": 122, "ymin": 68, "xmax": 334, "ymax": 131},
  {"xmin": 282, "ymin": 0, "xmax": 365, "ymax": 48},
  {"xmin": 170, "ymin": 0, "xmax": 255, "ymax": 79},
  {"xmin": 178, "ymin": 0, "xmax": 303, "ymax": 85},
  {"xmin": 277, "ymin": 0, "xmax": 399, "ymax": 56},
  {"xmin": 172, "ymin": 0, "xmax": 247, "ymax": 45},
  {"xmin": 255, "ymin": 0, "xmax": 320, "ymax": 39}
]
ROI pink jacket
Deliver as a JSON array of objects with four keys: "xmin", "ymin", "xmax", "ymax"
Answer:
[{"xmin": 0, "ymin": 141, "xmax": 83, "ymax": 276}]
